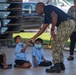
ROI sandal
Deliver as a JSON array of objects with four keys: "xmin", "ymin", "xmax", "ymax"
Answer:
[
  {"xmin": 2, "ymin": 64, "xmax": 12, "ymax": 69},
  {"xmin": 67, "ymin": 56, "xmax": 74, "ymax": 60}
]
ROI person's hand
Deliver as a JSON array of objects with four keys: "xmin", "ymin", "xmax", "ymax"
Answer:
[
  {"xmin": 34, "ymin": 64, "xmax": 38, "ymax": 67},
  {"xmin": 45, "ymin": 60, "xmax": 48, "ymax": 62},
  {"xmin": 51, "ymin": 31, "xmax": 56, "ymax": 39},
  {"xmin": 30, "ymin": 37, "xmax": 35, "ymax": 43},
  {"xmin": 26, "ymin": 40, "xmax": 30, "ymax": 45}
]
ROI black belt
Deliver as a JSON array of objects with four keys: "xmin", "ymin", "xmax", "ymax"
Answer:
[{"xmin": 62, "ymin": 18, "xmax": 73, "ymax": 22}]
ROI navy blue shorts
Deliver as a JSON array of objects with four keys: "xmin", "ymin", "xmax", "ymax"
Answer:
[
  {"xmin": 15, "ymin": 60, "xmax": 29, "ymax": 65},
  {"xmin": 38, "ymin": 61, "xmax": 52, "ymax": 66}
]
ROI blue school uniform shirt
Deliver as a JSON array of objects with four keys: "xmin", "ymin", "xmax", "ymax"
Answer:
[
  {"xmin": 32, "ymin": 47, "xmax": 44, "ymax": 66},
  {"xmin": 43, "ymin": 5, "xmax": 73, "ymax": 27},
  {"xmin": 15, "ymin": 43, "xmax": 28, "ymax": 61}
]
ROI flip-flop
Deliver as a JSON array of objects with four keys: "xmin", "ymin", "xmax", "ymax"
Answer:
[{"xmin": 3, "ymin": 64, "xmax": 12, "ymax": 69}]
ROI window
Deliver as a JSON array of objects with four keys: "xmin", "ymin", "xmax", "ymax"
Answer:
[
  {"xmin": 23, "ymin": 3, "xmax": 37, "ymax": 11},
  {"xmin": 31, "ymin": 3, "xmax": 37, "ymax": 11},
  {"xmin": 66, "ymin": 0, "xmax": 73, "ymax": 4},
  {"xmin": 23, "ymin": 3, "xmax": 31, "ymax": 10}
]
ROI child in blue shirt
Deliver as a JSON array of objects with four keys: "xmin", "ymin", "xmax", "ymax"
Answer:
[
  {"xmin": 14, "ymin": 35, "xmax": 32, "ymax": 68},
  {"xmin": 32, "ymin": 38, "xmax": 52, "ymax": 67}
]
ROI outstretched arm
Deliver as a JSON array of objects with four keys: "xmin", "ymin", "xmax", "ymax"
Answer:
[
  {"xmin": 30, "ymin": 24, "xmax": 49, "ymax": 42},
  {"xmin": 21, "ymin": 40, "xmax": 29, "ymax": 53}
]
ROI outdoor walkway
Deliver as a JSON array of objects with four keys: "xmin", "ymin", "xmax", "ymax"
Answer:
[{"xmin": 0, "ymin": 47, "xmax": 76, "ymax": 75}]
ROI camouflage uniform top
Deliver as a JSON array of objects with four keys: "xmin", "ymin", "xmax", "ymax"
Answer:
[{"xmin": 68, "ymin": 6, "xmax": 76, "ymax": 31}]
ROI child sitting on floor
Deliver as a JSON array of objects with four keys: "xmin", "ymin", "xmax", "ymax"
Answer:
[
  {"xmin": 14, "ymin": 35, "xmax": 32, "ymax": 68},
  {"xmin": 0, "ymin": 52, "xmax": 12, "ymax": 69},
  {"xmin": 32, "ymin": 38, "xmax": 52, "ymax": 67}
]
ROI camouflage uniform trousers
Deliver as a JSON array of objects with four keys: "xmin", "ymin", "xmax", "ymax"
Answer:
[{"xmin": 51, "ymin": 19, "xmax": 75, "ymax": 64}]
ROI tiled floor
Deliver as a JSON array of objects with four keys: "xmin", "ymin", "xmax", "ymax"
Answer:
[{"xmin": 0, "ymin": 47, "xmax": 76, "ymax": 75}]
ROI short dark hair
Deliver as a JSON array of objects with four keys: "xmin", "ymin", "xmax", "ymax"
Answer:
[
  {"xmin": 35, "ymin": 38, "xmax": 43, "ymax": 44},
  {"xmin": 14, "ymin": 35, "xmax": 20, "ymax": 42},
  {"xmin": 36, "ymin": 2, "xmax": 45, "ymax": 10}
]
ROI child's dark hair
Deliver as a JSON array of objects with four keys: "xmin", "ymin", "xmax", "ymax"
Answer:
[
  {"xmin": 35, "ymin": 38, "xmax": 43, "ymax": 44},
  {"xmin": 14, "ymin": 35, "xmax": 20, "ymax": 42}
]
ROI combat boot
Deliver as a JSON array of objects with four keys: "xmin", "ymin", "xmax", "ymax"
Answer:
[
  {"xmin": 46, "ymin": 63, "xmax": 61, "ymax": 73},
  {"xmin": 60, "ymin": 62, "xmax": 65, "ymax": 70}
]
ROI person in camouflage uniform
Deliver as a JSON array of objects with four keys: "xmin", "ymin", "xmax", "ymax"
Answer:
[
  {"xmin": 67, "ymin": 0, "xmax": 76, "ymax": 60},
  {"xmin": 30, "ymin": 2, "xmax": 75, "ymax": 73}
]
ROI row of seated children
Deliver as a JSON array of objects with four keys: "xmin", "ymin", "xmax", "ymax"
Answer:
[{"xmin": 14, "ymin": 35, "xmax": 52, "ymax": 68}]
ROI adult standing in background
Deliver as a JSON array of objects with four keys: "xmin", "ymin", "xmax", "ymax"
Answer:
[
  {"xmin": 30, "ymin": 2, "xmax": 75, "ymax": 73},
  {"xmin": 67, "ymin": 0, "xmax": 76, "ymax": 60}
]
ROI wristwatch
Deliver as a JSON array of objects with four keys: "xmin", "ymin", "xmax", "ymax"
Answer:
[{"xmin": 51, "ymin": 29, "xmax": 54, "ymax": 31}]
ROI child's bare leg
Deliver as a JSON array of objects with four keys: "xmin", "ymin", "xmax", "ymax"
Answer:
[
  {"xmin": 20, "ymin": 63, "xmax": 31, "ymax": 68},
  {"xmin": 1, "ymin": 53, "xmax": 12, "ymax": 69},
  {"xmin": 28, "ymin": 62, "xmax": 32, "ymax": 68},
  {"xmin": 1, "ymin": 53, "xmax": 7, "ymax": 68}
]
